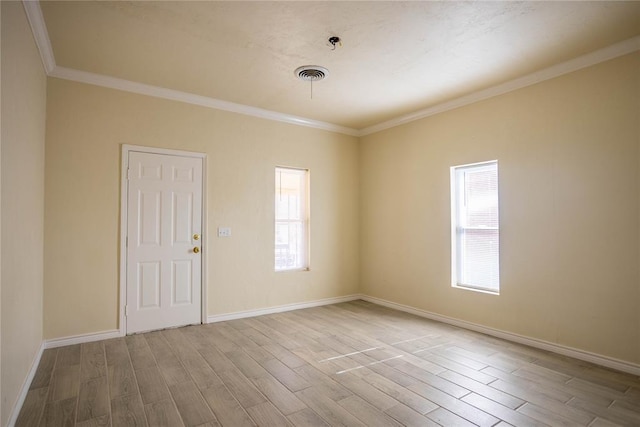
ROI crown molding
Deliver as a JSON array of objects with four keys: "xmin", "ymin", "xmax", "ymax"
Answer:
[
  {"xmin": 360, "ymin": 35, "xmax": 640, "ymax": 136},
  {"xmin": 22, "ymin": 0, "xmax": 55, "ymax": 74},
  {"xmin": 23, "ymin": 0, "xmax": 640, "ymax": 138},
  {"xmin": 49, "ymin": 67, "xmax": 360, "ymax": 136},
  {"xmin": 21, "ymin": 0, "xmax": 359, "ymax": 137}
]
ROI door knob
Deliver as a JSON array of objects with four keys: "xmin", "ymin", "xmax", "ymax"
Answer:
[
  {"xmin": 193, "ymin": 234, "xmax": 200, "ymax": 241},
  {"xmin": 193, "ymin": 247, "xmax": 200, "ymax": 254}
]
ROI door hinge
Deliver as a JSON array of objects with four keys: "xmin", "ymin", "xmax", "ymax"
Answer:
[
  {"xmin": 125, "ymin": 236, "xmax": 128, "ymax": 248},
  {"xmin": 125, "ymin": 305, "xmax": 129, "ymax": 316},
  {"xmin": 127, "ymin": 168, "xmax": 131, "ymax": 180}
]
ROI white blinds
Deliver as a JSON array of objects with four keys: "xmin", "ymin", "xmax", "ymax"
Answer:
[
  {"xmin": 275, "ymin": 167, "xmax": 308, "ymax": 271},
  {"xmin": 452, "ymin": 161, "xmax": 499, "ymax": 292}
]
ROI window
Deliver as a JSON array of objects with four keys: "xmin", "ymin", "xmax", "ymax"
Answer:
[
  {"xmin": 275, "ymin": 167, "xmax": 309, "ymax": 271},
  {"xmin": 451, "ymin": 160, "xmax": 500, "ymax": 293}
]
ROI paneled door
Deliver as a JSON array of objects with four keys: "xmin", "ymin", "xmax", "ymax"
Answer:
[{"xmin": 125, "ymin": 151, "xmax": 203, "ymax": 334}]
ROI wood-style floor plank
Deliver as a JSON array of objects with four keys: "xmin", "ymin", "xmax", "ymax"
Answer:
[
  {"xmin": 16, "ymin": 300, "xmax": 640, "ymax": 426},
  {"xmin": 144, "ymin": 399, "xmax": 185, "ymax": 427},
  {"xmin": 47, "ymin": 365, "xmax": 80, "ymax": 403},
  {"xmin": 425, "ymin": 407, "xmax": 477, "ymax": 427},
  {"xmin": 245, "ymin": 401, "xmax": 291, "ymax": 426},
  {"xmin": 40, "ymin": 397, "xmax": 76, "ymax": 427},
  {"xmin": 15, "ymin": 387, "xmax": 48, "ymax": 427},
  {"xmin": 437, "ymin": 369, "xmax": 524, "ymax": 408},
  {"xmin": 76, "ymin": 376, "xmax": 109, "ymax": 423},
  {"xmin": 145, "ymin": 333, "xmax": 191, "ymax": 387},
  {"xmin": 125, "ymin": 335, "xmax": 156, "ymax": 371},
  {"xmin": 513, "ymin": 362, "xmax": 573, "ymax": 384},
  {"xmin": 568, "ymin": 396, "xmax": 640, "ymax": 426},
  {"xmin": 418, "ymin": 351, "xmax": 496, "ymax": 384},
  {"xmin": 534, "ymin": 356, "xmax": 632, "ymax": 392},
  {"xmin": 483, "ymin": 365, "xmax": 578, "ymax": 404},
  {"xmin": 110, "ymin": 393, "xmax": 147, "ymax": 426},
  {"xmin": 30, "ymin": 349, "xmax": 57, "ymax": 390},
  {"xmin": 169, "ymin": 381, "xmax": 217, "ymax": 426},
  {"xmin": 258, "ymin": 357, "xmax": 310, "ymax": 392},
  {"xmin": 611, "ymin": 399, "xmax": 640, "ymax": 417},
  {"xmin": 136, "ymin": 366, "xmax": 171, "ymax": 404},
  {"xmin": 294, "ymin": 364, "xmax": 353, "ymax": 401},
  {"xmin": 169, "ymin": 347, "xmax": 223, "ymax": 390},
  {"xmin": 588, "ymin": 418, "xmax": 624, "ymax": 427},
  {"xmin": 225, "ymin": 349, "xmax": 270, "ymax": 380},
  {"xmin": 384, "ymin": 403, "xmax": 440, "ymax": 427},
  {"xmin": 336, "ymin": 394, "xmax": 403, "ymax": 427},
  {"xmin": 74, "ymin": 415, "xmax": 110, "ymax": 427},
  {"xmin": 79, "ymin": 342, "xmax": 106, "ymax": 382},
  {"xmin": 286, "ymin": 408, "xmax": 330, "ymax": 427},
  {"xmin": 461, "ymin": 392, "xmax": 547, "ymax": 426},
  {"xmin": 251, "ymin": 375, "xmax": 307, "ymax": 415},
  {"xmin": 488, "ymin": 376, "xmax": 597, "ymax": 424},
  {"xmin": 106, "ymin": 361, "xmax": 137, "ymax": 399},
  {"xmin": 331, "ymin": 370, "xmax": 398, "ymax": 411},
  {"xmin": 104, "ymin": 339, "xmax": 137, "ymax": 398},
  {"xmin": 200, "ymin": 384, "xmax": 256, "ymax": 427},
  {"xmin": 363, "ymin": 371, "xmax": 439, "ymax": 414},
  {"xmin": 517, "ymin": 402, "xmax": 585, "ymax": 427},
  {"xmin": 393, "ymin": 361, "xmax": 470, "ymax": 398},
  {"xmin": 215, "ymin": 367, "xmax": 267, "ymax": 409},
  {"xmin": 295, "ymin": 386, "xmax": 366, "ymax": 426},
  {"xmin": 408, "ymin": 380, "xmax": 500, "ymax": 426},
  {"xmin": 197, "ymin": 346, "xmax": 236, "ymax": 374},
  {"xmin": 56, "ymin": 345, "xmax": 81, "ymax": 368}
]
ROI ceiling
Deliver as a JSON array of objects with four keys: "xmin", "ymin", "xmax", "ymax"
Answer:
[{"xmin": 39, "ymin": 1, "xmax": 640, "ymax": 131}]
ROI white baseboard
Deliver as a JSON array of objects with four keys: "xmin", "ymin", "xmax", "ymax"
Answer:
[
  {"xmin": 44, "ymin": 329, "xmax": 122, "ymax": 349},
  {"xmin": 361, "ymin": 295, "xmax": 640, "ymax": 376},
  {"xmin": 207, "ymin": 294, "xmax": 362, "ymax": 323},
  {"xmin": 7, "ymin": 341, "xmax": 45, "ymax": 427},
  {"xmin": 7, "ymin": 330, "xmax": 121, "ymax": 424},
  {"xmin": 209, "ymin": 294, "xmax": 640, "ymax": 375}
]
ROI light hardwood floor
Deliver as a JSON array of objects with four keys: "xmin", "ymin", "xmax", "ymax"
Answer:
[{"xmin": 16, "ymin": 300, "xmax": 640, "ymax": 426}]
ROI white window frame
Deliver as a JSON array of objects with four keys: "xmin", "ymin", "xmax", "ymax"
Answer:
[
  {"xmin": 275, "ymin": 166, "xmax": 310, "ymax": 272},
  {"xmin": 450, "ymin": 160, "xmax": 500, "ymax": 294}
]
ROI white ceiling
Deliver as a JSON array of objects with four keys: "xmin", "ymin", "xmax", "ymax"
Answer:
[{"xmin": 38, "ymin": 1, "xmax": 640, "ymax": 132}]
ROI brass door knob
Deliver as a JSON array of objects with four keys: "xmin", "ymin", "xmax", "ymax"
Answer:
[
  {"xmin": 193, "ymin": 234, "xmax": 200, "ymax": 241},
  {"xmin": 193, "ymin": 247, "xmax": 200, "ymax": 254}
]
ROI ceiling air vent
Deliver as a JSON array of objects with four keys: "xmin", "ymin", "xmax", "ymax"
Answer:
[{"xmin": 295, "ymin": 66, "xmax": 329, "ymax": 81}]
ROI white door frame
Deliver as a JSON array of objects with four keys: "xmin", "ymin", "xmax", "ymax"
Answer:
[{"xmin": 119, "ymin": 144, "xmax": 207, "ymax": 335}]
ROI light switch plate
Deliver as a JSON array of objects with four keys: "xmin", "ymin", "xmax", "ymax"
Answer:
[{"xmin": 218, "ymin": 227, "xmax": 231, "ymax": 237}]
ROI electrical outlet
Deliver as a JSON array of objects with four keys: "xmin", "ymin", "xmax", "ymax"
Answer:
[{"xmin": 218, "ymin": 227, "xmax": 231, "ymax": 237}]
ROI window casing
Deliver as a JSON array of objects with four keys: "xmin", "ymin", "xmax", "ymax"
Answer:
[
  {"xmin": 451, "ymin": 161, "xmax": 500, "ymax": 293},
  {"xmin": 275, "ymin": 167, "xmax": 309, "ymax": 271}
]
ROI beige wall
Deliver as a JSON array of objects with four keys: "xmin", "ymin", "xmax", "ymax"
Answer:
[
  {"xmin": 360, "ymin": 52, "xmax": 640, "ymax": 364},
  {"xmin": 1, "ymin": 2, "xmax": 47, "ymax": 424},
  {"xmin": 44, "ymin": 78, "xmax": 360, "ymax": 339}
]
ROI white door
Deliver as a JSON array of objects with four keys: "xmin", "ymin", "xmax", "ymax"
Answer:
[{"xmin": 126, "ymin": 151, "xmax": 203, "ymax": 334}]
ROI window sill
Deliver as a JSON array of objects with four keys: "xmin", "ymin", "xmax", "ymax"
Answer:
[
  {"xmin": 452, "ymin": 284, "xmax": 499, "ymax": 296},
  {"xmin": 275, "ymin": 267, "xmax": 310, "ymax": 273}
]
